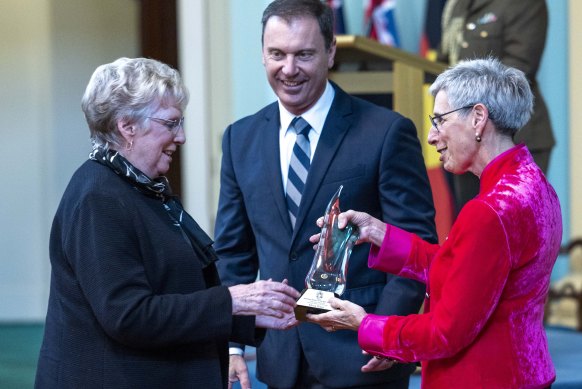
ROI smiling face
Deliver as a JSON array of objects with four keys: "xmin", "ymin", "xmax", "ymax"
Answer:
[
  {"xmin": 121, "ymin": 103, "xmax": 185, "ymax": 179},
  {"xmin": 428, "ymin": 91, "xmax": 479, "ymax": 175},
  {"xmin": 262, "ymin": 15, "xmax": 336, "ymax": 116}
]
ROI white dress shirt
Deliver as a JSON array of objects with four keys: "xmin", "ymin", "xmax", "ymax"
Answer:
[{"xmin": 279, "ymin": 81, "xmax": 335, "ymax": 192}]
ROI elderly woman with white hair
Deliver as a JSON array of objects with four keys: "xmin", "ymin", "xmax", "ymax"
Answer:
[
  {"xmin": 35, "ymin": 57, "xmax": 299, "ymax": 389},
  {"xmin": 307, "ymin": 57, "xmax": 562, "ymax": 388}
]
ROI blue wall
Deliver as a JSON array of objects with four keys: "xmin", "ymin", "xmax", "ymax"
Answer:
[{"xmin": 539, "ymin": 0, "xmax": 570, "ymax": 279}]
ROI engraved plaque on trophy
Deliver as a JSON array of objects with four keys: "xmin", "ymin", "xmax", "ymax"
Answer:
[{"xmin": 294, "ymin": 185, "xmax": 359, "ymax": 321}]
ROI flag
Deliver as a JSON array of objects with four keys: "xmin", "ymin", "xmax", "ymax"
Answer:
[
  {"xmin": 419, "ymin": 0, "xmax": 454, "ymax": 243},
  {"xmin": 327, "ymin": 0, "xmax": 347, "ymax": 35},
  {"xmin": 364, "ymin": 0, "xmax": 400, "ymax": 47},
  {"xmin": 419, "ymin": 0, "xmax": 447, "ymax": 60}
]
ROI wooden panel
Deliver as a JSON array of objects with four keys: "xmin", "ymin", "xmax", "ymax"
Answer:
[
  {"xmin": 139, "ymin": 0, "xmax": 183, "ymax": 197},
  {"xmin": 332, "ymin": 35, "xmax": 445, "ymax": 137},
  {"xmin": 140, "ymin": 0, "xmax": 178, "ymax": 68},
  {"xmin": 335, "ymin": 35, "xmax": 446, "ymax": 76},
  {"xmin": 393, "ymin": 62, "xmax": 424, "ymax": 136},
  {"xmin": 329, "ymin": 71, "xmax": 393, "ymax": 94}
]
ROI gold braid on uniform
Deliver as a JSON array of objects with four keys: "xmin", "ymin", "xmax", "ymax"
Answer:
[{"xmin": 441, "ymin": 0, "xmax": 465, "ymax": 65}]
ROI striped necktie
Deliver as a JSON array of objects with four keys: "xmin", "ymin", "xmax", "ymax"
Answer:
[{"xmin": 286, "ymin": 117, "xmax": 312, "ymax": 228}]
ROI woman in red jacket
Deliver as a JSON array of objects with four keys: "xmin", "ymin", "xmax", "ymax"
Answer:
[{"xmin": 307, "ymin": 58, "xmax": 562, "ymax": 389}]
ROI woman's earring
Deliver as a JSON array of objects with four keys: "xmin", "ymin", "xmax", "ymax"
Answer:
[
  {"xmin": 475, "ymin": 134, "xmax": 482, "ymax": 142},
  {"xmin": 126, "ymin": 139, "xmax": 133, "ymax": 151}
]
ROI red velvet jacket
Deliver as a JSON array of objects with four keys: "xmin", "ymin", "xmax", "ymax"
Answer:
[{"xmin": 358, "ymin": 145, "xmax": 562, "ymax": 388}]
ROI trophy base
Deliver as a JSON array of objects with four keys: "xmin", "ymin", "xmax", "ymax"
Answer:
[{"xmin": 294, "ymin": 288, "xmax": 338, "ymax": 321}]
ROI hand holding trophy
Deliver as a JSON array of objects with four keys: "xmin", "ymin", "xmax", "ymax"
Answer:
[{"xmin": 294, "ymin": 185, "xmax": 359, "ymax": 321}]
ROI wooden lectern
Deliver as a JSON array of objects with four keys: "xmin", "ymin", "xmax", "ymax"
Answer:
[
  {"xmin": 330, "ymin": 35, "xmax": 454, "ymax": 242},
  {"xmin": 329, "ymin": 35, "xmax": 447, "ymax": 144}
]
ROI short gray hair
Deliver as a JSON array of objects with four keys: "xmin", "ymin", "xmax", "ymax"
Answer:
[
  {"xmin": 429, "ymin": 57, "xmax": 533, "ymax": 137},
  {"xmin": 81, "ymin": 57, "xmax": 189, "ymax": 148}
]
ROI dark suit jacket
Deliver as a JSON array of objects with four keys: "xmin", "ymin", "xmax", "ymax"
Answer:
[
  {"xmin": 36, "ymin": 161, "xmax": 260, "ymax": 389},
  {"xmin": 214, "ymin": 83, "xmax": 437, "ymax": 387},
  {"xmin": 438, "ymin": 0, "xmax": 554, "ymax": 151}
]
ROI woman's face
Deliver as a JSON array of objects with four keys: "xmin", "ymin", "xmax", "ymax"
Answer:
[
  {"xmin": 124, "ymin": 104, "xmax": 185, "ymax": 179},
  {"xmin": 428, "ymin": 91, "xmax": 479, "ymax": 175}
]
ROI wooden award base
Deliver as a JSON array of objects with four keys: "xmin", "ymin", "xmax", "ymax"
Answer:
[{"xmin": 294, "ymin": 288, "xmax": 337, "ymax": 321}]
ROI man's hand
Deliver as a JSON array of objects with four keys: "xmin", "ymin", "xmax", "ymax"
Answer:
[{"xmin": 228, "ymin": 354, "xmax": 250, "ymax": 389}]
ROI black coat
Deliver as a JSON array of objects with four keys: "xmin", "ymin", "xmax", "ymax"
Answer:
[{"xmin": 36, "ymin": 160, "xmax": 260, "ymax": 389}]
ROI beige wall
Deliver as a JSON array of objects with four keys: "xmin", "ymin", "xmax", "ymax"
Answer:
[
  {"xmin": 178, "ymin": 0, "xmax": 232, "ymax": 233},
  {"xmin": 570, "ymin": 1, "xmax": 582, "ymax": 238},
  {"xmin": 0, "ymin": 0, "xmax": 53, "ymax": 321},
  {"xmin": 0, "ymin": 0, "xmax": 138, "ymax": 321}
]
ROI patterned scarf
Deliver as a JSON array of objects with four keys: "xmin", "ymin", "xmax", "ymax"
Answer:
[{"xmin": 90, "ymin": 146, "xmax": 218, "ymax": 268}]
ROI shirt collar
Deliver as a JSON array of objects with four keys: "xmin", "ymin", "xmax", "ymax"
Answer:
[{"xmin": 279, "ymin": 81, "xmax": 335, "ymax": 134}]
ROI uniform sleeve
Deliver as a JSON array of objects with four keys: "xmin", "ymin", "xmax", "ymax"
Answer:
[{"xmin": 359, "ymin": 201, "xmax": 512, "ymax": 362}]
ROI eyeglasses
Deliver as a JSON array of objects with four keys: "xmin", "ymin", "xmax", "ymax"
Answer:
[
  {"xmin": 429, "ymin": 105, "xmax": 475, "ymax": 132},
  {"xmin": 148, "ymin": 116, "xmax": 185, "ymax": 134}
]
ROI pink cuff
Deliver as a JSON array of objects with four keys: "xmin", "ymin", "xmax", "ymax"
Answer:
[
  {"xmin": 358, "ymin": 314, "xmax": 389, "ymax": 356},
  {"xmin": 359, "ymin": 315, "xmax": 412, "ymax": 363},
  {"xmin": 368, "ymin": 224, "xmax": 413, "ymax": 274}
]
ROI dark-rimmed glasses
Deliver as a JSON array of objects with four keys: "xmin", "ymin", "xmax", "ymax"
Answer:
[
  {"xmin": 148, "ymin": 116, "xmax": 185, "ymax": 134},
  {"xmin": 429, "ymin": 105, "xmax": 474, "ymax": 132}
]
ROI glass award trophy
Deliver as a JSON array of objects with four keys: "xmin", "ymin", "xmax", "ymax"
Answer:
[{"xmin": 294, "ymin": 185, "xmax": 359, "ymax": 321}]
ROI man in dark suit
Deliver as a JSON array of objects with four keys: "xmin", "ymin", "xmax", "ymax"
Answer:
[
  {"xmin": 438, "ymin": 0, "xmax": 554, "ymax": 212},
  {"xmin": 214, "ymin": 1, "xmax": 437, "ymax": 388}
]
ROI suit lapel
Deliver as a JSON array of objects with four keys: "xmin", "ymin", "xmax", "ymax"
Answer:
[
  {"xmin": 292, "ymin": 84, "xmax": 353, "ymax": 240},
  {"xmin": 260, "ymin": 104, "xmax": 294, "ymax": 235}
]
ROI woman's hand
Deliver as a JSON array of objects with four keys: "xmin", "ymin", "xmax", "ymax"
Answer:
[
  {"xmin": 306, "ymin": 298, "xmax": 397, "ymax": 374},
  {"xmin": 229, "ymin": 279, "xmax": 300, "ymax": 317},
  {"xmin": 305, "ymin": 297, "xmax": 366, "ymax": 332},
  {"xmin": 309, "ymin": 210, "xmax": 387, "ymax": 248}
]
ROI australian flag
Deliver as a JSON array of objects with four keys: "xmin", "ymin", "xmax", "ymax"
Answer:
[
  {"xmin": 327, "ymin": 0, "xmax": 347, "ymax": 34},
  {"xmin": 365, "ymin": 0, "xmax": 400, "ymax": 47}
]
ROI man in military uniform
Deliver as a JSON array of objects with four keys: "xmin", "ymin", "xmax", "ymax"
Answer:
[{"xmin": 438, "ymin": 0, "xmax": 554, "ymax": 212}]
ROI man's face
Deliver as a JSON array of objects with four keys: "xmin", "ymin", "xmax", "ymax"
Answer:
[{"xmin": 262, "ymin": 15, "xmax": 336, "ymax": 116}]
